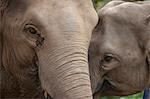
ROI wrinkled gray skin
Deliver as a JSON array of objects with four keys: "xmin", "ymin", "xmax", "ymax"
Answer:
[
  {"xmin": 0, "ymin": 0, "xmax": 98, "ymax": 98},
  {"xmin": 89, "ymin": 1, "xmax": 150, "ymax": 99}
]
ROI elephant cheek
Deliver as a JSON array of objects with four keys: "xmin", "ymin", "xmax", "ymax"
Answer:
[{"xmin": 37, "ymin": 45, "xmax": 92, "ymax": 99}]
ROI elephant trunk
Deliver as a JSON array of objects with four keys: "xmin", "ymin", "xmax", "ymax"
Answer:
[{"xmin": 38, "ymin": 42, "xmax": 93, "ymax": 99}]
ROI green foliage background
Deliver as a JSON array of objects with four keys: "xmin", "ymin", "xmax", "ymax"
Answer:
[{"xmin": 94, "ymin": 0, "xmax": 149, "ymax": 99}]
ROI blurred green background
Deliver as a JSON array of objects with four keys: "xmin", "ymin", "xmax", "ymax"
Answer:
[
  {"xmin": 101, "ymin": 92, "xmax": 143, "ymax": 99},
  {"xmin": 94, "ymin": 0, "xmax": 149, "ymax": 99}
]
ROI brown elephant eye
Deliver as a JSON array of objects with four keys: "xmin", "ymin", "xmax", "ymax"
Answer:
[
  {"xmin": 100, "ymin": 53, "xmax": 120, "ymax": 70},
  {"xmin": 23, "ymin": 24, "xmax": 45, "ymax": 47},
  {"xmin": 24, "ymin": 24, "xmax": 39, "ymax": 35},
  {"xmin": 28, "ymin": 27, "xmax": 37, "ymax": 34},
  {"xmin": 104, "ymin": 54, "xmax": 113, "ymax": 63}
]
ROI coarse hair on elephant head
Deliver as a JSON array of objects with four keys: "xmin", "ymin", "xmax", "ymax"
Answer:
[
  {"xmin": 0, "ymin": 0, "xmax": 98, "ymax": 98},
  {"xmin": 88, "ymin": 1, "xmax": 150, "ymax": 99}
]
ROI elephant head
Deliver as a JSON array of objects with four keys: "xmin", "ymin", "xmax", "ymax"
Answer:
[
  {"xmin": 88, "ymin": 1, "xmax": 150, "ymax": 98},
  {"xmin": 0, "ymin": 0, "xmax": 98, "ymax": 98}
]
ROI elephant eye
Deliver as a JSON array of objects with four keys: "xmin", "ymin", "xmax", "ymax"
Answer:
[
  {"xmin": 23, "ymin": 24, "xmax": 44, "ymax": 47},
  {"xmin": 27, "ymin": 27, "xmax": 37, "ymax": 34},
  {"xmin": 24, "ymin": 24, "xmax": 40, "ymax": 36},
  {"xmin": 100, "ymin": 53, "xmax": 120, "ymax": 70},
  {"xmin": 103, "ymin": 54, "xmax": 114, "ymax": 63}
]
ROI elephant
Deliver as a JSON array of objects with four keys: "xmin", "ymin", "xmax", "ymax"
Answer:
[
  {"xmin": 88, "ymin": 1, "xmax": 150, "ymax": 99},
  {"xmin": 0, "ymin": 0, "xmax": 98, "ymax": 98}
]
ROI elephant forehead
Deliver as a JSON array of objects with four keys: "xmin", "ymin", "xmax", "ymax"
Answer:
[
  {"xmin": 96, "ymin": 3, "xmax": 147, "ymax": 55},
  {"xmin": 97, "ymin": 17, "xmax": 144, "ymax": 62},
  {"xmin": 98, "ymin": 1, "xmax": 150, "ymax": 35},
  {"xmin": 28, "ymin": 3, "xmax": 82, "ymax": 26},
  {"xmin": 13, "ymin": 0, "xmax": 95, "ymax": 31},
  {"xmin": 100, "ymin": 21, "xmax": 138, "ymax": 50}
]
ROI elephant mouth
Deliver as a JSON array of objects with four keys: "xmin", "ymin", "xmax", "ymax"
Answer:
[
  {"xmin": 94, "ymin": 80, "xmax": 139, "ymax": 96},
  {"xmin": 93, "ymin": 80, "xmax": 109, "ymax": 96},
  {"xmin": 93, "ymin": 80, "xmax": 116, "ymax": 96}
]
